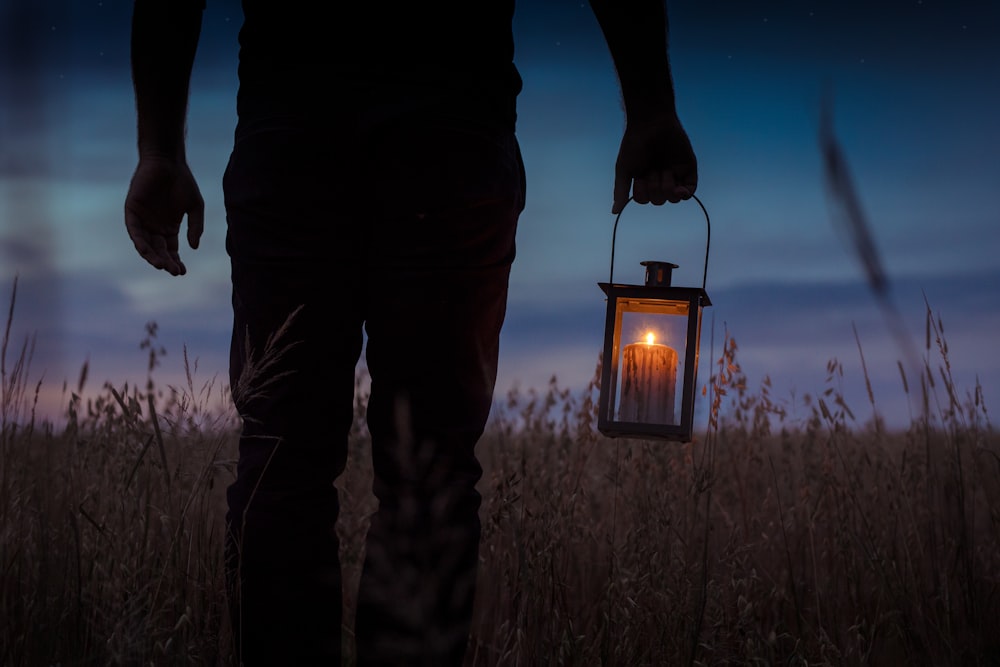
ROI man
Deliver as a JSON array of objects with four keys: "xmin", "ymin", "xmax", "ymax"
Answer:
[{"xmin": 124, "ymin": 1, "xmax": 697, "ymax": 664}]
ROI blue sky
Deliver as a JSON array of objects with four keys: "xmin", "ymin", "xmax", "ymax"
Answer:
[{"xmin": 1, "ymin": 0, "xmax": 998, "ymax": 430}]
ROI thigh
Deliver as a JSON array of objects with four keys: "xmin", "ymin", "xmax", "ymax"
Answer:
[
  {"xmin": 362, "ymin": 122, "xmax": 525, "ymax": 489},
  {"xmin": 224, "ymin": 125, "xmax": 364, "ymax": 491}
]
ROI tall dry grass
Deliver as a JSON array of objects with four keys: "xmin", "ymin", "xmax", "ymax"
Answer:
[
  {"xmin": 1, "ymin": 278, "xmax": 998, "ymax": 666},
  {"xmin": 471, "ymin": 317, "xmax": 999, "ymax": 666},
  {"xmin": 1, "ymin": 278, "xmax": 237, "ymax": 665}
]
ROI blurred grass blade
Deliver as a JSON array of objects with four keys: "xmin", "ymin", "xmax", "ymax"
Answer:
[{"xmin": 819, "ymin": 85, "xmax": 920, "ymax": 373}]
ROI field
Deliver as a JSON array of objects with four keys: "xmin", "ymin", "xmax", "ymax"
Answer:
[{"xmin": 2, "ymin": 286, "xmax": 998, "ymax": 666}]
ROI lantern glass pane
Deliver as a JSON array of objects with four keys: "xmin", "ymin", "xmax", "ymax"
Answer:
[{"xmin": 613, "ymin": 297, "xmax": 689, "ymax": 426}]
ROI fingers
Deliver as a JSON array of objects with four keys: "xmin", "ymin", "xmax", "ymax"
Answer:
[
  {"xmin": 153, "ymin": 233, "xmax": 187, "ymax": 276},
  {"xmin": 613, "ymin": 160, "xmax": 697, "ymax": 213},
  {"xmin": 613, "ymin": 177, "xmax": 690, "ymax": 213},
  {"xmin": 124, "ymin": 202, "xmax": 189, "ymax": 276},
  {"xmin": 128, "ymin": 230, "xmax": 185, "ymax": 276},
  {"xmin": 137, "ymin": 231, "xmax": 185, "ymax": 275},
  {"xmin": 632, "ymin": 170, "xmax": 695, "ymax": 206}
]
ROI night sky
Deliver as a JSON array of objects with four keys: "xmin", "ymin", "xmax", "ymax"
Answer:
[{"xmin": 1, "ymin": 0, "xmax": 998, "ymax": 429}]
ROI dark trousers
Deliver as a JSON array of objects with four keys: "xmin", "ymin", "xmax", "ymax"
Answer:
[{"xmin": 222, "ymin": 114, "xmax": 525, "ymax": 665}]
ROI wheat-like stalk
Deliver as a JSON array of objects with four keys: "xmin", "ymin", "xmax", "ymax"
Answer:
[{"xmin": 1, "ymin": 278, "xmax": 997, "ymax": 665}]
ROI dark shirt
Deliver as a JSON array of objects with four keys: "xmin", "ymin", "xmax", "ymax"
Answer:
[{"xmin": 235, "ymin": 1, "xmax": 523, "ymax": 130}]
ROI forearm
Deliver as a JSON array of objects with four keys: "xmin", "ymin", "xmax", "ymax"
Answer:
[
  {"xmin": 131, "ymin": 0, "xmax": 204, "ymax": 159},
  {"xmin": 588, "ymin": 0, "xmax": 677, "ymax": 122}
]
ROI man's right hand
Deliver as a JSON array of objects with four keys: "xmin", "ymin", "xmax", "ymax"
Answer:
[
  {"xmin": 612, "ymin": 111, "xmax": 698, "ymax": 214},
  {"xmin": 124, "ymin": 155, "xmax": 205, "ymax": 276}
]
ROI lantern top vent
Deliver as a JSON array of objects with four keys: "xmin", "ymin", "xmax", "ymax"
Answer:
[{"xmin": 640, "ymin": 260, "xmax": 678, "ymax": 287}]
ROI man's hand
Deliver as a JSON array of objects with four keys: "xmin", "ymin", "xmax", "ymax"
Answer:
[
  {"xmin": 612, "ymin": 112, "xmax": 698, "ymax": 214},
  {"xmin": 124, "ymin": 156, "xmax": 204, "ymax": 276}
]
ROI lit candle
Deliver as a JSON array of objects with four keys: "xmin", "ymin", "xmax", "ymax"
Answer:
[{"xmin": 619, "ymin": 331, "xmax": 677, "ymax": 424}]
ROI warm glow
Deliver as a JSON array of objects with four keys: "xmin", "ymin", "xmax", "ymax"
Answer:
[{"xmin": 645, "ymin": 331, "xmax": 655, "ymax": 345}]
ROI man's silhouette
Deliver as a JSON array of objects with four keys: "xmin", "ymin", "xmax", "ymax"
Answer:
[{"xmin": 124, "ymin": 0, "xmax": 697, "ymax": 664}]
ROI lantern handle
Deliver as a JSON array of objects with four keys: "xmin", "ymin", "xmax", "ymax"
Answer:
[{"xmin": 609, "ymin": 194, "xmax": 711, "ymax": 290}]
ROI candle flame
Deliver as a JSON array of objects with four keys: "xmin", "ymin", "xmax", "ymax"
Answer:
[{"xmin": 645, "ymin": 331, "xmax": 655, "ymax": 345}]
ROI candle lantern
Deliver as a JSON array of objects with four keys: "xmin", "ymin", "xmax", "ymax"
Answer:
[{"xmin": 597, "ymin": 197, "xmax": 711, "ymax": 442}]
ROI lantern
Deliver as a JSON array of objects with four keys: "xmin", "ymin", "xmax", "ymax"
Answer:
[{"xmin": 597, "ymin": 197, "xmax": 711, "ymax": 442}]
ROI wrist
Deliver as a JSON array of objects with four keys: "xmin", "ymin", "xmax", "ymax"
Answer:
[
  {"xmin": 620, "ymin": 77, "xmax": 676, "ymax": 121},
  {"xmin": 137, "ymin": 140, "xmax": 187, "ymax": 164},
  {"xmin": 624, "ymin": 98, "xmax": 679, "ymax": 127},
  {"xmin": 135, "ymin": 151, "xmax": 189, "ymax": 178}
]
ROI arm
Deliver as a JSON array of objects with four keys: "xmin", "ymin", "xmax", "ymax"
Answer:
[
  {"xmin": 588, "ymin": 0, "xmax": 697, "ymax": 213},
  {"xmin": 124, "ymin": 0, "xmax": 206, "ymax": 276}
]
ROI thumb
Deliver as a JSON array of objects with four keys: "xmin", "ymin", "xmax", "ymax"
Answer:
[
  {"xmin": 612, "ymin": 165, "xmax": 631, "ymax": 214},
  {"xmin": 187, "ymin": 201, "xmax": 205, "ymax": 250}
]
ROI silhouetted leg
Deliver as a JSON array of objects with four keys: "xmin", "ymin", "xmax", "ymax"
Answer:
[
  {"xmin": 223, "ymin": 125, "xmax": 363, "ymax": 665},
  {"xmin": 353, "ymin": 122, "xmax": 524, "ymax": 666}
]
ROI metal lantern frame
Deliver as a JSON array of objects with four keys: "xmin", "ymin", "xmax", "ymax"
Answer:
[{"xmin": 597, "ymin": 196, "xmax": 712, "ymax": 443}]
